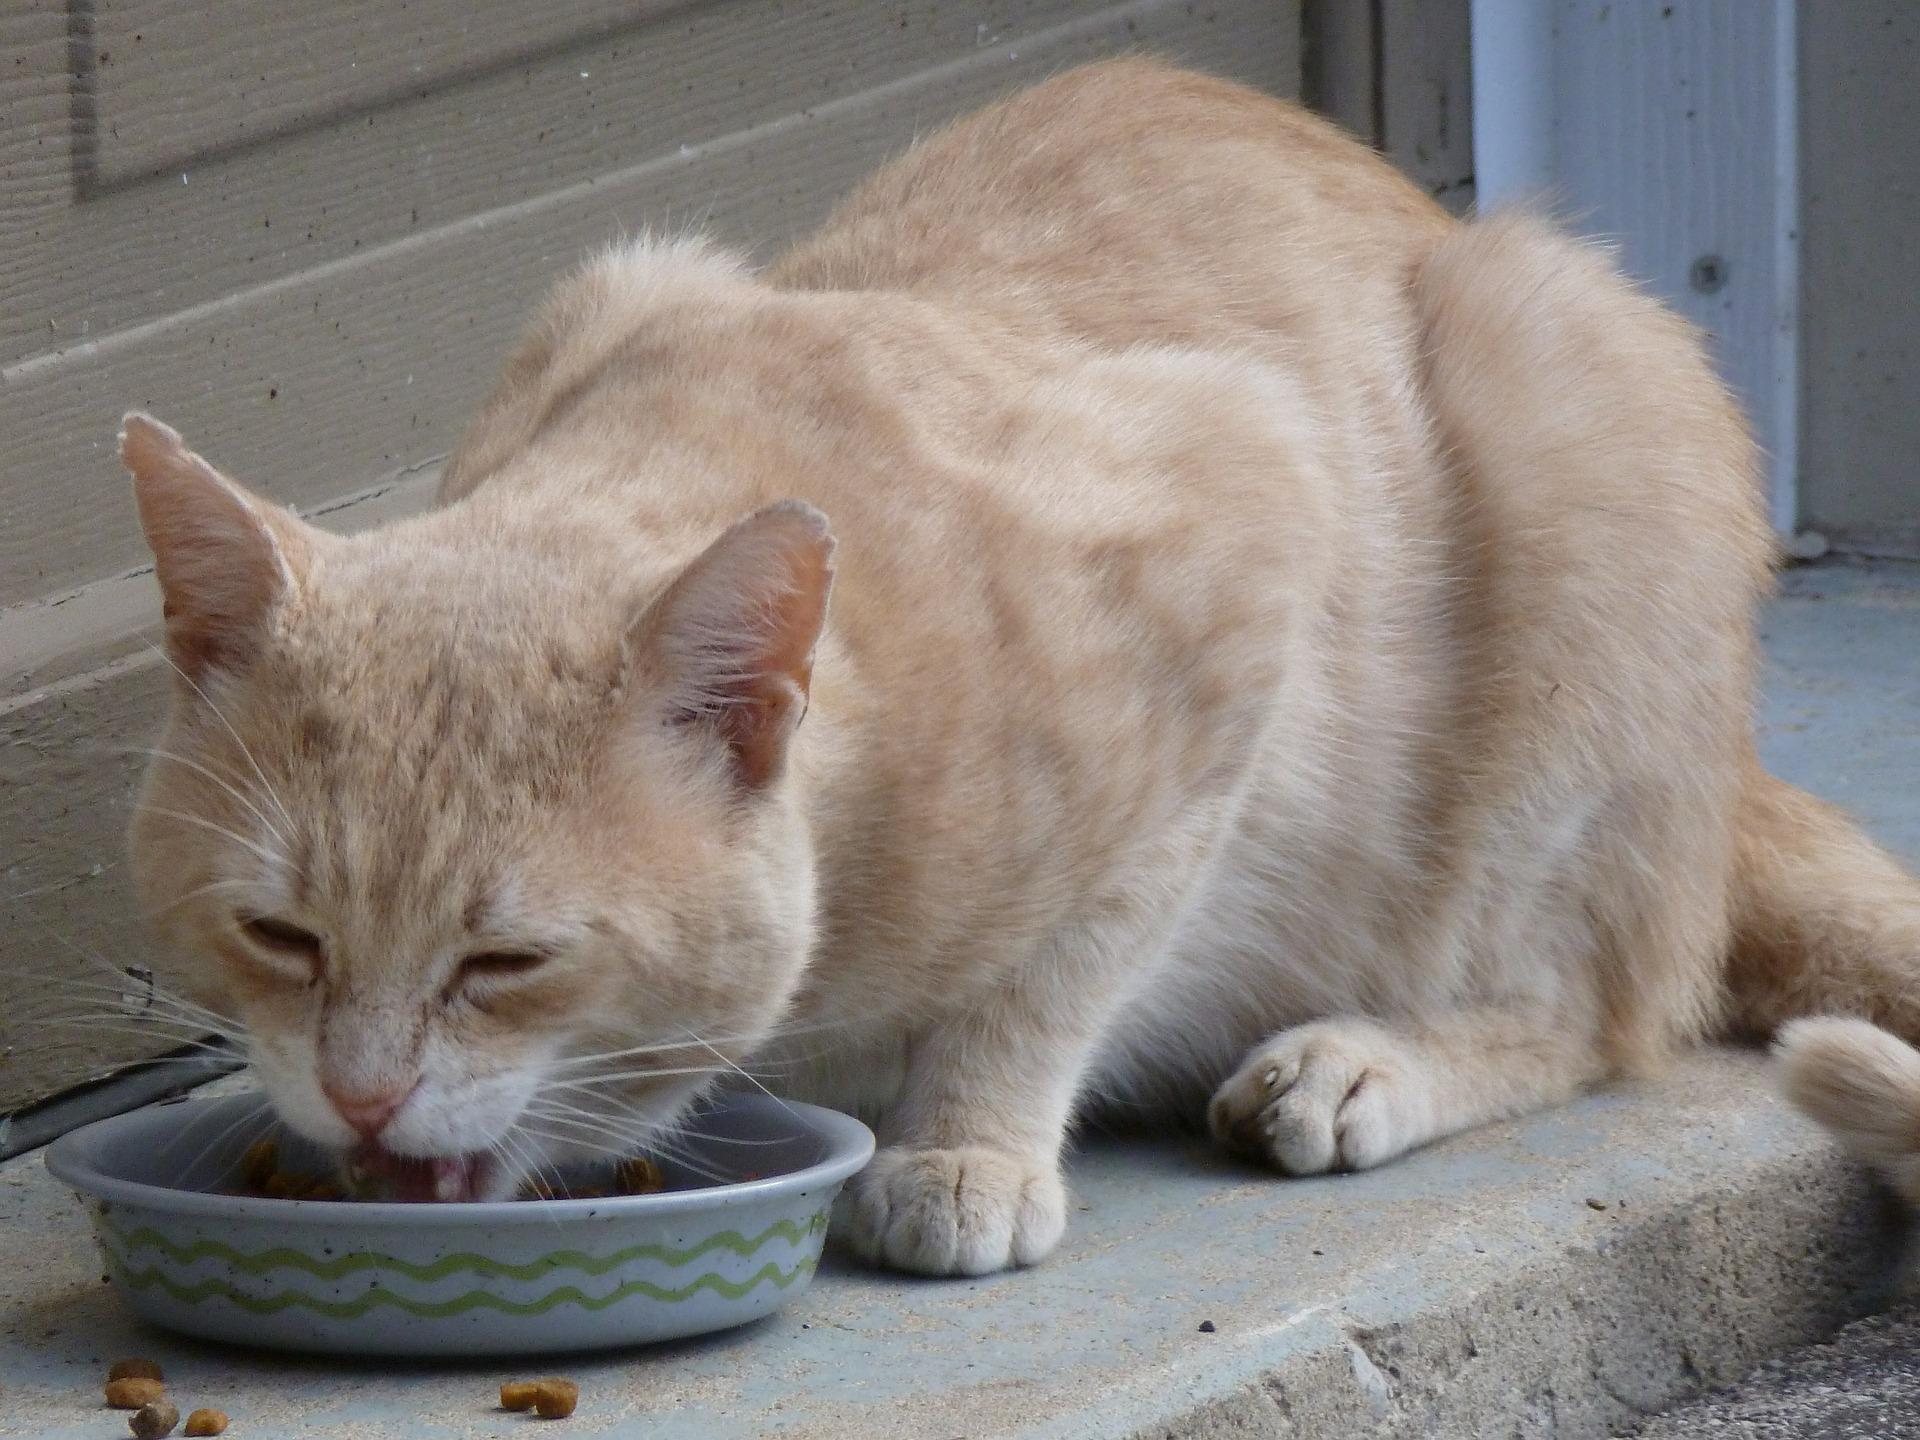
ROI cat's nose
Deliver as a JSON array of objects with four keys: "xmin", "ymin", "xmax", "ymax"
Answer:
[{"xmin": 321, "ymin": 1081, "xmax": 412, "ymax": 1139}]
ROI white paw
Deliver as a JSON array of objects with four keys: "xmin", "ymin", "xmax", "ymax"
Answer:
[
  {"xmin": 1208, "ymin": 1019, "xmax": 1435, "ymax": 1175},
  {"xmin": 840, "ymin": 1145, "xmax": 1067, "ymax": 1276}
]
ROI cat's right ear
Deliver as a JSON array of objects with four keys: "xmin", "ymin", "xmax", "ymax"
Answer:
[
  {"xmin": 638, "ymin": 501, "xmax": 836, "ymax": 793},
  {"xmin": 120, "ymin": 412, "xmax": 313, "ymax": 680}
]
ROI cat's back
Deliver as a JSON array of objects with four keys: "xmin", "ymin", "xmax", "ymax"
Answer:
[{"xmin": 770, "ymin": 57, "xmax": 1451, "ymax": 358}]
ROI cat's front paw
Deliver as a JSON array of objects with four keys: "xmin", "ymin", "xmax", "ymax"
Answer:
[
  {"xmin": 1208, "ymin": 1018, "xmax": 1435, "ymax": 1174},
  {"xmin": 840, "ymin": 1145, "xmax": 1066, "ymax": 1275}
]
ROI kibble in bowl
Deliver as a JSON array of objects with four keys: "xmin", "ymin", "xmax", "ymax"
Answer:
[{"xmin": 232, "ymin": 1138, "xmax": 669, "ymax": 1205}]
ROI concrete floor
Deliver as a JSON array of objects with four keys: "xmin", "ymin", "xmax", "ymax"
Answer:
[
  {"xmin": 1, "ymin": 558, "xmax": 1915, "ymax": 1438},
  {"xmin": 1753, "ymin": 561, "xmax": 1920, "ymax": 862}
]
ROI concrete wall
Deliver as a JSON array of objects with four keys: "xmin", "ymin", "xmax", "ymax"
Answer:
[{"xmin": 1800, "ymin": 2, "xmax": 1920, "ymax": 554}]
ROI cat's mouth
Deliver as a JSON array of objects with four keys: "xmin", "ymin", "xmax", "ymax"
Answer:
[{"xmin": 347, "ymin": 1145, "xmax": 503, "ymax": 1203}]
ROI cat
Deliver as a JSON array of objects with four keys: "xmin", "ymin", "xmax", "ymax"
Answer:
[{"xmin": 117, "ymin": 59, "xmax": 1920, "ymax": 1275}]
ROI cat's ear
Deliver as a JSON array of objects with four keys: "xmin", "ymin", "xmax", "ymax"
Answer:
[
  {"xmin": 120, "ymin": 412, "xmax": 312, "ymax": 680},
  {"xmin": 640, "ymin": 501, "xmax": 836, "ymax": 791}
]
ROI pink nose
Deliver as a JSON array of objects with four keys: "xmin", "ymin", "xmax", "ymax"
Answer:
[{"xmin": 321, "ymin": 1082, "xmax": 410, "ymax": 1139}]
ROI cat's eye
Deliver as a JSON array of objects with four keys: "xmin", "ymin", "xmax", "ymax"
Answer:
[
  {"xmin": 458, "ymin": 950, "xmax": 552, "ymax": 984},
  {"xmin": 237, "ymin": 916, "xmax": 324, "ymax": 977},
  {"xmin": 241, "ymin": 915, "xmax": 322, "ymax": 954}
]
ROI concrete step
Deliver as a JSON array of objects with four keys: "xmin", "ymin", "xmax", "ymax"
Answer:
[{"xmin": 0, "ymin": 1053, "xmax": 1905, "ymax": 1438}]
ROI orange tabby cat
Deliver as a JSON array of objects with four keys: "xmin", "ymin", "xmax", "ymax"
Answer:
[{"xmin": 119, "ymin": 60, "xmax": 1920, "ymax": 1274}]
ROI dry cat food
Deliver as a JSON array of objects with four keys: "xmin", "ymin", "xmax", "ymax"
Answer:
[
  {"xmin": 105, "ymin": 1377, "xmax": 167, "ymax": 1409},
  {"xmin": 236, "ymin": 1139, "xmax": 344, "ymax": 1201},
  {"xmin": 237, "ymin": 1137, "xmax": 670, "ymax": 1202},
  {"xmin": 100, "ymin": 1360, "xmax": 227, "ymax": 1435},
  {"xmin": 499, "ymin": 1382, "xmax": 542, "ymax": 1411},
  {"xmin": 616, "ymin": 1156, "xmax": 666, "ymax": 1194},
  {"xmin": 500, "ymin": 1378, "xmax": 579, "ymax": 1418},
  {"xmin": 527, "ymin": 1155, "xmax": 668, "ymax": 1201}
]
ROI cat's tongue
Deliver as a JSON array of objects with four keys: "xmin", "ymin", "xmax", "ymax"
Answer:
[{"xmin": 350, "ymin": 1147, "xmax": 493, "ymax": 1202}]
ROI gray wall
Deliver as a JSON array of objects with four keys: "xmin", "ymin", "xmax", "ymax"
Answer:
[{"xmin": 1801, "ymin": 2, "xmax": 1920, "ymax": 553}]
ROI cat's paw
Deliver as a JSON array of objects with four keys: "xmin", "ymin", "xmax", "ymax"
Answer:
[
  {"xmin": 840, "ymin": 1145, "xmax": 1066, "ymax": 1275},
  {"xmin": 1208, "ymin": 1019, "xmax": 1435, "ymax": 1175}
]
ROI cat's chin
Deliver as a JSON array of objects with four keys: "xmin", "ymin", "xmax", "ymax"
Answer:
[{"xmin": 346, "ymin": 1144, "xmax": 514, "ymax": 1203}]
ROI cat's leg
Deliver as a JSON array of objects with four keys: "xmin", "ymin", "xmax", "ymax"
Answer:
[
  {"xmin": 1207, "ymin": 1005, "xmax": 1603, "ymax": 1174},
  {"xmin": 842, "ymin": 901, "xmax": 1178, "ymax": 1276}
]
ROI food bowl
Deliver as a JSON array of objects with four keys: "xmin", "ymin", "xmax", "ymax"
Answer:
[{"xmin": 45, "ymin": 1092, "xmax": 873, "ymax": 1356}]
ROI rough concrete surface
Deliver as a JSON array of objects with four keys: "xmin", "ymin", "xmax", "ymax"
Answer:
[
  {"xmin": 1631, "ymin": 1305, "xmax": 1920, "ymax": 1439},
  {"xmin": 0, "ymin": 559, "xmax": 1913, "ymax": 1438}
]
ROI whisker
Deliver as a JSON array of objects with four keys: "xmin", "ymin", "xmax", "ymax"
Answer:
[
  {"xmin": 21, "ymin": 1026, "xmax": 236, "ymax": 1068},
  {"xmin": 29, "ymin": 951, "xmax": 249, "ymax": 1038},
  {"xmin": 545, "ymin": 1016, "xmax": 857, "ymax": 1074},
  {"xmin": 516, "ymin": 1129, "xmax": 571, "ymax": 1198},
  {"xmin": 129, "ymin": 804, "xmax": 282, "ymax": 869},
  {"xmin": 30, "ymin": 973, "xmax": 241, "ymax": 1021},
  {"xmin": 34, "ymin": 1011, "xmax": 231, "ymax": 1046},
  {"xmin": 511, "ymin": 1124, "xmax": 633, "ymax": 1161},
  {"xmin": 526, "ymin": 1082, "xmax": 677, "ymax": 1150},
  {"xmin": 2, "ymin": 866, "xmax": 122, "ymax": 905},
  {"xmin": 48, "ymin": 1022, "xmax": 238, "ymax": 1055},
  {"xmin": 545, "ymin": 1040, "xmax": 740, "ymax": 1073},
  {"xmin": 676, "ymin": 1129, "xmax": 800, "ymax": 1149},
  {"xmin": 14, "ymin": 914, "xmax": 250, "ymax": 1048},
  {"xmin": 144, "ymin": 642, "xmax": 298, "ymax": 837},
  {"xmin": 148, "ymin": 877, "xmax": 258, "ymax": 918},
  {"xmin": 524, "ymin": 1087, "xmax": 757, "ymax": 1187},
  {"xmin": 639, "ymin": 1125, "xmax": 743, "ymax": 1186},
  {"xmin": 163, "ymin": 1093, "xmax": 274, "ymax": 1173},
  {"xmin": 493, "ymin": 1131, "xmax": 563, "ymax": 1229},
  {"xmin": 113, "ymin": 745, "xmax": 292, "ymax": 849},
  {"xmin": 679, "ymin": 1027, "xmax": 800, "ymax": 1122},
  {"xmin": 520, "ymin": 1107, "xmax": 645, "ymax": 1148},
  {"xmin": 522, "ymin": 1098, "xmax": 737, "ymax": 1181},
  {"xmin": 516, "ymin": 1121, "xmax": 735, "ymax": 1187},
  {"xmin": 542, "ymin": 1065, "xmax": 723, "ymax": 1091}
]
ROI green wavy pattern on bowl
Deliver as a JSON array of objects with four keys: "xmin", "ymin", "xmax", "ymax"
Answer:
[
  {"xmin": 102, "ymin": 1210, "xmax": 829, "ymax": 1282},
  {"xmin": 110, "ymin": 1258, "xmax": 819, "ymax": 1319}
]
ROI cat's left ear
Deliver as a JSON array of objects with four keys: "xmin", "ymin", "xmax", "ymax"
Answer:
[
  {"xmin": 639, "ymin": 501, "xmax": 836, "ymax": 791},
  {"xmin": 120, "ymin": 412, "xmax": 314, "ymax": 680}
]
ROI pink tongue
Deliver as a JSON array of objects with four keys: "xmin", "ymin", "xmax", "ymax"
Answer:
[{"xmin": 351, "ymin": 1149, "xmax": 483, "ymax": 1202}]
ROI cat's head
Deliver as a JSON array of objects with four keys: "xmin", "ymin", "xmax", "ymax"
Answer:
[{"xmin": 118, "ymin": 414, "xmax": 834, "ymax": 1199}]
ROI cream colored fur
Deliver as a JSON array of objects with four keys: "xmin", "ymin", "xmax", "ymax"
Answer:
[
  {"xmin": 118, "ymin": 61, "xmax": 1920, "ymax": 1272},
  {"xmin": 1778, "ymin": 1019, "xmax": 1920, "ymax": 1204}
]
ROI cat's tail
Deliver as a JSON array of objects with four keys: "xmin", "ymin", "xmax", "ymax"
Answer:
[
  {"xmin": 1729, "ymin": 766, "xmax": 1920, "ymax": 1037},
  {"xmin": 1728, "ymin": 766, "xmax": 1920, "ymax": 1186},
  {"xmin": 1776, "ymin": 1017, "xmax": 1920, "ymax": 1203}
]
